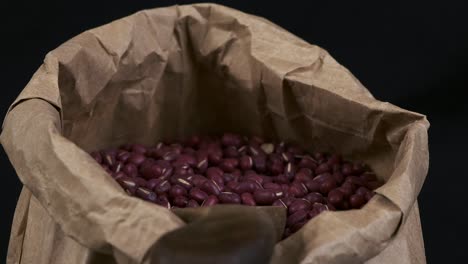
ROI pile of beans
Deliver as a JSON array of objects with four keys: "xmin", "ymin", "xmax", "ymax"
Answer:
[{"xmin": 90, "ymin": 133, "xmax": 383, "ymax": 238}]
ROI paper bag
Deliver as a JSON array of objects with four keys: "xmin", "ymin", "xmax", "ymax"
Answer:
[{"xmin": 1, "ymin": 3, "xmax": 429, "ymax": 264}]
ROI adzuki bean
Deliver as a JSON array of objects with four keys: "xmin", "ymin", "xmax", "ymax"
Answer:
[{"xmin": 91, "ymin": 133, "xmax": 383, "ymax": 239}]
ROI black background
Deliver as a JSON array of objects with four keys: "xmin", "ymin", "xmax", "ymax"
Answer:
[{"xmin": 1, "ymin": 0, "xmax": 467, "ymax": 262}]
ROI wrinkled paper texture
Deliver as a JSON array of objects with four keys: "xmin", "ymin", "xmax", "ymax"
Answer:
[{"xmin": 1, "ymin": 3, "xmax": 429, "ymax": 264}]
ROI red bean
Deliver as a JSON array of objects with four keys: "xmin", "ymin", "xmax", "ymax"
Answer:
[
  {"xmin": 174, "ymin": 165, "xmax": 194, "ymax": 176},
  {"xmin": 222, "ymin": 173, "xmax": 236, "ymax": 183},
  {"xmin": 112, "ymin": 161, "xmax": 125, "ymax": 173},
  {"xmin": 189, "ymin": 187, "xmax": 208, "ymax": 203},
  {"xmin": 136, "ymin": 187, "xmax": 157, "ymax": 202},
  {"xmin": 249, "ymin": 145, "xmax": 265, "ymax": 157},
  {"xmin": 253, "ymin": 189, "xmax": 276, "ymax": 205},
  {"xmin": 298, "ymin": 156, "xmax": 317, "ymax": 169},
  {"xmin": 202, "ymin": 195, "xmax": 219, "ymax": 207},
  {"xmin": 284, "ymin": 162, "xmax": 296, "ymax": 180},
  {"xmin": 146, "ymin": 178, "xmax": 162, "ymax": 190},
  {"xmin": 342, "ymin": 163, "xmax": 353, "ymax": 175},
  {"xmin": 313, "ymin": 152, "xmax": 325, "ymax": 162},
  {"xmin": 241, "ymin": 193, "xmax": 256, "ymax": 206},
  {"xmin": 313, "ymin": 173, "xmax": 332, "ymax": 184},
  {"xmin": 320, "ymin": 178, "xmax": 337, "ymax": 194},
  {"xmin": 315, "ymin": 163, "xmax": 330, "ymax": 175},
  {"xmin": 263, "ymin": 182, "xmax": 281, "ymax": 191},
  {"xmin": 341, "ymin": 200, "xmax": 350, "ymax": 210},
  {"xmin": 289, "ymin": 182, "xmax": 308, "ymax": 198},
  {"xmin": 238, "ymin": 145, "xmax": 248, "ymax": 155},
  {"xmin": 113, "ymin": 171, "xmax": 126, "ymax": 181},
  {"xmin": 128, "ymin": 153, "xmax": 146, "ymax": 166},
  {"xmin": 219, "ymin": 192, "xmax": 241, "ymax": 204},
  {"xmin": 173, "ymin": 195, "xmax": 188, "ymax": 207},
  {"xmin": 304, "ymin": 180, "xmax": 320, "ymax": 193},
  {"xmin": 169, "ymin": 185, "xmax": 187, "ymax": 198},
  {"xmin": 176, "ymin": 154, "xmax": 197, "ymax": 167},
  {"xmin": 239, "ymin": 155, "xmax": 254, "ymax": 171},
  {"xmin": 260, "ymin": 175, "xmax": 273, "ymax": 183},
  {"xmin": 346, "ymin": 176, "xmax": 366, "ymax": 187},
  {"xmin": 191, "ymin": 174, "xmax": 208, "ymax": 187},
  {"xmin": 170, "ymin": 176, "xmax": 193, "ymax": 190},
  {"xmin": 332, "ymin": 172, "xmax": 345, "ymax": 185},
  {"xmin": 274, "ymin": 174, "xmax": 289, "ymax": 184},
  {"xmin": 272, "ymin": 199, "xmax": 288, "ymax": 209},
  {"xmin": 117, "ymin": 151, "xmax": 130, "ymax": 162},
  {"xmin": 308, "ymin": 209, "xmax": 319, "ymax": 219},
  {"xmin": 196, "ymin": 157, "xmax": 208, "ymax": 173},
  {"xmin": 281, "ymin": 184, "xmax": 291, "ymax": 197},
  {"xmin": 205, "ymin": 167, "xmax": 223, "ymax": 183},
  {"xmin": 187, "ymin": 199, "xmax": 200, "ymax": 208},
  {"xmin": 327, "ymin": 202, "xmax": 337, "ymax": 211},
  {"xmin": 244, "ymin": 173, "xmax": 264, "ymax": 184},
  {"xmin": 331, "ymin": 164, "xmax": 341, "ymax": 173},
  {"xmin": 312, "ymin": 203, "xmax": 329, "ymax": 213},
  {"xmin": 224, "ymin": 146, "xmax": 240, "ymax": 158},
  {"xmin": 294, "ymin": 171, "xmax": 313, "ymax": 182},
  {"xmin": 225, "ymin": 181, "xmax": 238, "ymax": 192},
  {"xmin": 288, "ymin": 199, "xmax": 311, "ymax": 215},
  {"xmin": 287, "ymin": 209, "xmax": 308, "ymax": 226},
  {"xmin": 131, "ymin": 144, "xmax": 147, "ymax": 154},
  {"xmin": 117, "ymin": 177, "xmax": 137, "ymax": 194},
  {"xmin": 243, "ymin": 170, "xmax": 257, "ymax": 178},
  {"xmin": 233, "ymin": 181, "xmax": 257, "ymax": 194},
  {"xmin": 342, "ymin": 181, "xmax": 356, "ymax": 192},
  {"xmin": 350, "ymin": 194, "xmax": 366, "ymax": 209},
  {"xmin": 269, "ymin": 161, "xmax": 284, "ymax": 176},
  {"xmin": 252, "ymin": 155, "xmax": 267, "ymax": 173},
  {"xmin": 337, "ymin": 186, "xmax": 353, "ymax": 199},
  {"xmin": 206, "ymin": 167, "xmax": 223, "ymax": 179},
  {"xmin": 304, "ymin": 192, "xmax": 324, "ymax": 204},
  {"xmin": 208, "ymin": 149, "xmax": 223, "ymax": 165},
  {"xmin": 155, "ymin": 199, "xmax": 171, "ymax": 209},
  {"xmin": 328, "ymin": 189, "xmax": 344, "ymax": 207},
  {"xmin": 298, "ymin": 168, "xmax": 313, "ymax": 177},
  {"xmin": 133, "ymin": 177, "xmax": 147, "ymax": 187},
  {"xmin": 160, "ymin": 166, "xmax": 173, "ymax": 179},
  {"xmin": 159, "ymin": 194, "xmax": 169, "ymax": 203},
  {"xmin": 201, "ymin": 179, "xmax": 221, "ymax": 196},
  {"xmin": 282, "ymin": 197, "xmax": 296, "ymax": 206},
  {"xmin": 281, "ymin": 152, "xmax": 294, "ymax": 163},
  {"xmin": 140, "ymin": 164, "xmax": 162, "ymax": 179},
  {"xmin": 356, "ymin": 186, "xmax": 371, "ymax": 197}
]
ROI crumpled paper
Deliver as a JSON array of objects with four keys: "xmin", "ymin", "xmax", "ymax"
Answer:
[{"xmin": 1, "ymin": 3, "xmax": 429, "ymax": 264}]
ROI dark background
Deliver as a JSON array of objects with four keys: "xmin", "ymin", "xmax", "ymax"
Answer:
[{"xmin": 1, "ymin": 0, "xmax": 467, "ymax": 262}]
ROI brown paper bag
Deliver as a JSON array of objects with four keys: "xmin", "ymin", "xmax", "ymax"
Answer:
[{"xmin": 1, "ymin": 3, "xmax": 429, "ymax": 264}]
